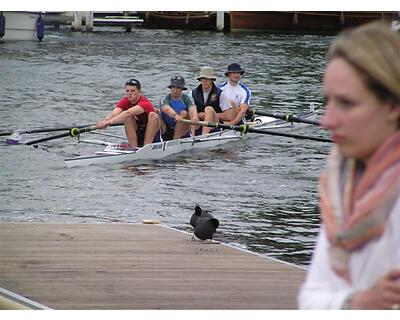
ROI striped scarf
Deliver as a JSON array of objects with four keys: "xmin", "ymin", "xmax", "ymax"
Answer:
[{"xmin": 319, "ymin": 131, "xmax": 400, "ymax": 282}]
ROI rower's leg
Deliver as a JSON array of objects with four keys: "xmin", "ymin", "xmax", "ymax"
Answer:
[
  {"xmin": 202, "ymin": 106, "xmax": 218, "ymax": 135},
  {"xmin": 124, "ymin": 117, "xmax": 138, "ymax": 147},
  {"xmin": 144, "ymin": 111, "xmax": 161, "ymax": 145}
]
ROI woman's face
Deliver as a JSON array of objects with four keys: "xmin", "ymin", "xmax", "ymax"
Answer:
[{"xmin": 321, "ymin": 57, "xmax": 399, "ymax": 163}]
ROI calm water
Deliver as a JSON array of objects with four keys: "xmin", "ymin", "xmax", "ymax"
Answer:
[{"xmin": 0, "ymin": 26, "xmax": 333, "ymax": 266}]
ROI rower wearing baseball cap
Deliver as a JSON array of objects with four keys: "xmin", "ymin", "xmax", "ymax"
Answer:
[{"xmin": 96, "ymin": 78, "xmax": 162, "ymax": 148}]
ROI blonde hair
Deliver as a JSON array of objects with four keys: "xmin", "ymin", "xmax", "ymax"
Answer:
[{"xmin": 328, "ymin": 21, "xmax": 400, "ymax": 104}]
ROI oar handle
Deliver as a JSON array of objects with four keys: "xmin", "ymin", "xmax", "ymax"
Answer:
[
  {"xmin": 248, "ymin": 109, "xmax": 321, "ymax": 126},
  {"xmin": 70, "ymin": 125, "xmax": 97, "ymax": 137}
]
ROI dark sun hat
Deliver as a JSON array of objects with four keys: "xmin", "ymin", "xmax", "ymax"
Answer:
[
  {"xmin": 224, "ymin": 63, "xmax": 245, "ymax": 76},
  {"xmin": 168, "ymin": 75, "xmax": 187, "ymax": 90}
]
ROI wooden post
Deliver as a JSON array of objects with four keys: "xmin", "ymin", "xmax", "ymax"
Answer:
[
  {"xmin": 293, "ymin": 12, "xmax": 299, "ymax": 24},
  {"xmin": 339, "ymin": 12, "xmax": 345, "ymax": 25},
  {"xmin": 216, "ymin": 11, "xmax": 224, "ymax": 31},
  {"xmin": 124, "ymin": 11, "xmax": 132, "ymax": 32},
  {"xmin": 71, "ymin": 11, "xmax": 83, "ymax": 31},
  {"xmin": 85, "ymin": 11, "xmax": 93, "ymax": 32}
]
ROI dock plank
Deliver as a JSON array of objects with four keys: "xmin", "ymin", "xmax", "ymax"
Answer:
[{"xmin": 0, "ymin": 223, "xmax": 305, "ymax": 309}]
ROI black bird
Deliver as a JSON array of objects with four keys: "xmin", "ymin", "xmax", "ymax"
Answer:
[
  {"xmin": 190, "ymin": 205, "xmax": 219, "ymax": 241},
  {"xmin": 194, "ymin": 216, "xmax": 220, "ymax": 241},
  {"xmin": 190, "ymin": 205, "xmax": 213, "ymax": 228}
]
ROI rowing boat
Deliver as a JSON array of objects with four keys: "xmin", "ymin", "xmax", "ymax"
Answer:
[{"xmin": 64, "ymin": 107, "xmax": 318, "ymax": 168}]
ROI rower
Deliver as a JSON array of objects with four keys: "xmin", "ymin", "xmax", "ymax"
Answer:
[
  {"xmin": 218, "ymin": 63, "xmax": 252, "ymax": 125},
  {"xmin": 96, "ymin": 79, "xmax": 162, "ymax": 148},
  {"xmin": 160, "ymin": 76, "xmax": 199, "ymax": 140},
  {"xmin": 191, "ymin": 66, "xmax": 233, "ymax": 135}
]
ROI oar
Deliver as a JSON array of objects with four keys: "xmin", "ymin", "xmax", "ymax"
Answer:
[
  {"xmin": 0, "ymin": 124, "xmax": 94, "ymax": 136},
  {"xmin": 247, "ymin": 109, "xmax": 321, "ymax": 126},
  {"xmin": 24, "ymin": 125, "xmax": 99, "ymax": 145},
  {"xmin": 182, "ymin": 120, "xmax": 332, "ymax": 143}
]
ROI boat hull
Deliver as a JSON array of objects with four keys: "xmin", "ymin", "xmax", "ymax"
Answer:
[
  {"xmin": 229, "ymin": 11, "xmax": 397, "ymax": 33},
  {"xmin": 65, "ymin": 130, "xmax": 242, "ymax": 167},
  {"xmin": 1, "ymin": 12, "xmax": 41, "ymax": 41},
  {"xmin": 143, "ymin": 11, "xmax": 217, "ymax": 31}
]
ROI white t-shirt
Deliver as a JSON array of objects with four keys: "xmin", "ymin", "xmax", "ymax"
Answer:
[{"xmin": 218, "ymin": 81, "xmax": 251, "ymax": 109}]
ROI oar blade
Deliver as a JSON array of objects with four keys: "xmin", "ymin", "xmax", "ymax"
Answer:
[
  {"xmin": 5, "ymin": 130, "xmax": 24, "ymax": 145},
  {"xmin": 248, "ymin": 109, "xmax": 321, "ymax": 126}
]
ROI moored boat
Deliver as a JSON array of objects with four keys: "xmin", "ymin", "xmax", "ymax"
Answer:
[
  {"xmin": 229, "ymin": 11, "xmax": 398, "ymax": 33},
  {"xmin": 142, "ymin": 11, "xmax": 220, "ymax": 31},
  {"xmin": 0, "ymin": 11, "xmax": 44, "ymax": 41}
]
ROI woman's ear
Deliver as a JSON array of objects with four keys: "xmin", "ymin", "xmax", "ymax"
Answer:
[{"xmin": 387, "ymin": 101, "xmax": 400, "ymax": 123}]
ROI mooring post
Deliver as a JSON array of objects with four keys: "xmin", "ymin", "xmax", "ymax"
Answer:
[
  {"xmin": 216, "ymin": 11, "xmax": 224, "ymax": 31},
  {"xmin": 71, "ymin": 11, "xmax": 82, "ymax": 31},
  {"xmin": 124, "ymin": 11, "xmax": 132, "ymax": 32},
  {"xmin": 85, "ymin": 12, "xmax": 93, "ymax": 32}
]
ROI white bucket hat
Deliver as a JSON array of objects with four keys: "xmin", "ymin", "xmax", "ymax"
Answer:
[{"xmin": 196, "ymin": 66, "xmax": 216, "ymax": 81}]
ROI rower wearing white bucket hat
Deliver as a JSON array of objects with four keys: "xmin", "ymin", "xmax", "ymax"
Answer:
[{"xmin": 191, "ymin": 66, "xmax": 233, "ymax": 135}]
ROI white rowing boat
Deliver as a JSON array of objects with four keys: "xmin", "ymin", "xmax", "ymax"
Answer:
[{"xmin": 64, "ymin": 107, "xmax": 318, "ymax": 168}]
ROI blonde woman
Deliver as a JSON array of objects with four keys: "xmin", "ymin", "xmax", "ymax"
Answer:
[{"xmin": 298, "ymin": 22, "xmax": 400, "ymax": 309}]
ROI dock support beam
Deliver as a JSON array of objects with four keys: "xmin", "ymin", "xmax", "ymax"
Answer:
[
  {"xmin": 71, "ymin": 11, "xmax": 83, "ymax": 31},
  {"xmin": 216, "ymin": 11, "xmax": 224, "ymax": 31},
  {"xmin": 71, "ymin": 11, "xmax": 93, "ymax": 32},
  {"xmin": 85, "ymin": 12, "xmax": 93, "ymax": 32}
]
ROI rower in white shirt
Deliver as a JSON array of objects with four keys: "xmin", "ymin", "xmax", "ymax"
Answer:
[{"xmin": 218, "ymin": 63, "xmax": 251, "ymax": 125}]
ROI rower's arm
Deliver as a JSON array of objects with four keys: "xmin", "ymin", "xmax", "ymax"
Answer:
[
  {"xmin": 96, "ymin": 108, "xmax": 123, "ymax": 128},
  {"xmin": 218, "ymin": 108, "xmax": 234, "ymax": 122},
  {"xmin": 110, "ymin": 105, "xmax": 145, "ymax": 124},
  {"xmin": 103, "ymin": 108, "xmax": 122, "ymax": 121},
  {"xmin": 161, "ymin": 104, "xmax": 177, "ymax": 117},
  {"xmin": 188, "ymin": 105, "xmax": 199, "ymax": 120},
  {"xmin": 230, "ymin": 103, "xmax": 249, "ymax": 125}
]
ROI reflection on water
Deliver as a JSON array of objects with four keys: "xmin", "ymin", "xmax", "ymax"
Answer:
[{"xmin": 0, "ymin": 27, "xmax": 333, "ymax": 266}]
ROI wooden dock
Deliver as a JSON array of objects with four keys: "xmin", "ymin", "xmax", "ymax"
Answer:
[{"xmin": 0, "ymin": 223, "xmax": 306, "ymax": 309}]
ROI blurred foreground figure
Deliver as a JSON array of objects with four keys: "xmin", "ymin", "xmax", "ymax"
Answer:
[{"xmin": 298, "ymin": 21, "xmax": 400, "ymax": 310}]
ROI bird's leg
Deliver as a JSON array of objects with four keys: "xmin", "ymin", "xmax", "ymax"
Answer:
[{"xmin": 209, "ymin": 238, "xmax": 220, "ymax": 244}]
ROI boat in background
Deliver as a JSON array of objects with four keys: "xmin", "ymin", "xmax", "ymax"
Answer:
[
  {"xmin": 141, "ymin": 11, "xmax": 223, "ymax": 31},
  {"xmin": 0, "ymin": 11, "xmax": 44, "ymax": 41},
  {"xmin": 229, "ymin": 11, "xmax": 398, "ymax": 33}
]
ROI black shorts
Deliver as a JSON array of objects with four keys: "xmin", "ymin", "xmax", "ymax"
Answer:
[
  {"xmin": 162, "ymin": 127, "xmax": 191, "ymax": 141},
  {"xmin": 137, "ymin": 128, "xmax": 162, "ymax": 147}
]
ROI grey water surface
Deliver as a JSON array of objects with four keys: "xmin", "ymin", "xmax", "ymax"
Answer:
[{"xmin": 0, "ymin": 26, "xmax": 333, "ymax": 266}]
